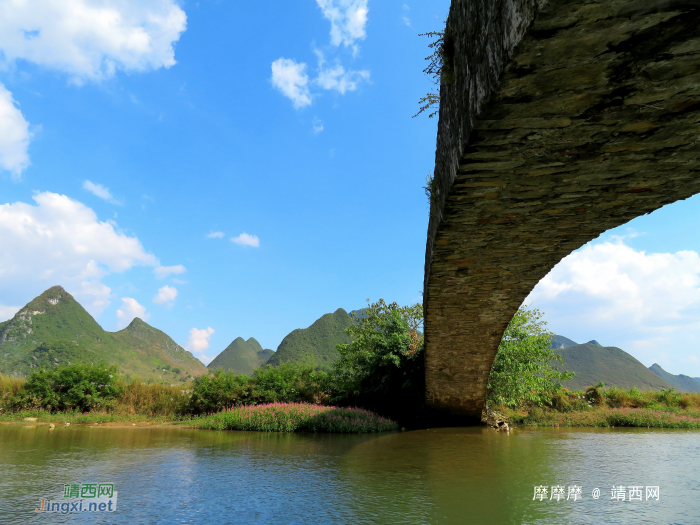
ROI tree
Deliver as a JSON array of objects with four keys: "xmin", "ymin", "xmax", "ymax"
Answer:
[
  {"xmin": 331, "ymin": 299, "xmax": 424, "ymax": 416},
  {"xmin": 487, "ymin": 306, "xmax": 574, "ymax": 408}
]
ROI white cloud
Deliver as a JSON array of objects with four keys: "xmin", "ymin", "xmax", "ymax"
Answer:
[
  {"xmin": 116, "ymin": 297, "xmax": 150, "ymax": 327},
  {"xmin": 231, "ymin": 233, "xmax": 260, "ymax": 247},
  {"xmin": 402, "ymin": 3, "xmax": 410, "ymax": 26},
  {"xmin": 154, "ymin": 264, "xmax": 186, "ymax": 278},
  {"xmin": 0, "ymin": 0, "xmax": 187, "ymax": 83},
  {"xmin": 313, "ymin": 119, "xmax": 324, "ymax": 134},
  {"xmin": 0, "ymin": 192, "xmax": 158, "ymax": 316},
  {"xmin": 315, "ymin": 64, "xmax": 370, "ymax": 94},
  {"xmin": 83, "ymin": 180, "xmax": 121, "ymax": 204},
  {"xmin": 0, "ymin": 305, "xmax": 21, "ymax": 322},
  {"xmin": 526, "ymin": 238, "xmax": 700, "ymax": 374},
  {"xmin": 271, "ymin": 58, "xmax": 312, "ymax": 109},
  {"xmin": 153, "ymin": 284, "xmax": 177, "ymax": 306},
  {"xmin": 207, "ymin": 231, "xmax": 225, "ymax": 239},
  {"xmin": 315, "ymin": 0, "xmax": 369, "ymax": 54},
  {"xmin": 0, "ymin": 82, "xmax": 31, "ymax": 180},
  {"xmin": 185, "ymin": 326, "xmax": 215, "ymax": 364}
]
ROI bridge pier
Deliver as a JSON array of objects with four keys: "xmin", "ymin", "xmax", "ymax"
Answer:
[{"xmin": 424, "ymin": 0, "xmax": 700, "ymax": 420}]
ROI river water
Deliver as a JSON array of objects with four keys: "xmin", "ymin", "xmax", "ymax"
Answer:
[{"xmin": 0, "ymin": 425, "xmax": 697, "ymax": 524}]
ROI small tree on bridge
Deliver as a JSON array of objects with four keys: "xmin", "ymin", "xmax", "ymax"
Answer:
[{"xmin": 487, "ymin": 306, "xmax": 574, "ymax": 408}]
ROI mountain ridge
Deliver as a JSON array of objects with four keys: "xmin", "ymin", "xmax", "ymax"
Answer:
[
  {"xmin": 0, "ymin": 286, "xmax": 207, "ymax": 380},
  {"xmin": 208, "ymin": 336, "xmax": 273, "ymax": 375}
]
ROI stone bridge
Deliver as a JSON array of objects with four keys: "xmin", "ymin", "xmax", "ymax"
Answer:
[{"xmin": 423, "ymin": 0, "xmax": 700, "ymax": 422}]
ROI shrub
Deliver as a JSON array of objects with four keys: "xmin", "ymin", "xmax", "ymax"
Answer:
[
  {"xmin": 12, "ymin": 364, "xmax": 121, "ymax": 412},
  {"xmin": 187, "ymin": 369, "xmax": 251, "ymax": 414},
  {"xmin": 250, "ymin": 363, "xmax": 328, "ymax": 405},
  {"xmin": 585, "ymin": 386, "xmax": 605, "ymax": 406},
  {"xmin": 656, "ymin": 388, "xmax": 681, "ymax": 407}
]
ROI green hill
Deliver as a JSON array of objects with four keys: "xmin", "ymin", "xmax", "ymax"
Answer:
[
  {"xmin": 553, "ymin": 343, "xmax": 673, "ymax": 391},
  {"xmin": 649, "ymin": 364, "xmax": 700, "ymax": 393},
  {"xmin": 0, "ymin": 286, "xmax": 207, "ymax": 381},
  {"xmin": 208, "ymin": 337, "xmax": 273, "ymax": 375},
  {"xmin": 551, "ymin": 335, "xmax": 579, "ymax": 349},
  {"xmin": 267, "ymin": 308, "xmax": 353, "ymax": 369}
]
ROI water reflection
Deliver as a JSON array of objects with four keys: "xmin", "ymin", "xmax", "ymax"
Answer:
[{"xmin": 0, "ymin": 425, "xmax": 697, "ymax": 524}]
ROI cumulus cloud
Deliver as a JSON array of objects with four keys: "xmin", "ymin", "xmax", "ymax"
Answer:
[
  {"xmin": 526, "ymin": 238, "xmax": 700, "ymax": 373},
  {"xmin": 185, "ymin": 327, "xmax": 215, "ymax": 364},
  {"xmin": 153, "ymin": 285, "xmax": 177, "ymax": 306},
  {"xmin": 0, "ymin": 192, "xmax": 158, "ymax": 316},
  {"xmin": 207, "ymin": 231, "xmax": 225, "ymax": 239},
  {"xmin": 316, "ymin": 0, "xmax": 369, "ymax": 53},
  {"xmin": 231, "ymin": 233, "xmax": 260, "ymax": 247},
  {"xmin": 0, "ymin": 0, "xmax": 187, "ymax": 83},
  {"xmin": 0, "ymin": 82, "xmax": 32, "ymax": 180},
  {"xmin": 116, "ymin": 297, "xmax": 150, "ymax": 327},
  {"xmin": 316, "ymin": 64, "xmax": 369, "ymax": 94},
  {"xmin": 83, "ymin": 180, "xmax": 121, "ymax": 204},
  {"xmin": 154, "ymin": 264, "xmax": 186, "ymax": 279},
  {"xmin": 271, "ymin": 58, "xmax": 312, "ymax": 109}
]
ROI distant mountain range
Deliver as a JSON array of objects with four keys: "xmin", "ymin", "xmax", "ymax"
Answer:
[
  {"xmin": 4, "ymin": 288, "xmax": 699, "ymax": 392},
  {"xmin": 0, "ymin": 286, "xmax": 207, "ymax": 380},
  {"xmin": 208, "ymin": 308, "xmax": 354, "ymax": 374},
  {"xmin": 551, "ymin": 336, "xmax": 700, "ymax": 392},
  {"xmin": 266, "ymin": 308, "xmax": 352, "ymax": 369},
  {"xmin": 208, "ymin": 337, "xmax": 273, "ymax": 375},
  {"xmin": 648, "ymin": 363, "xmax": 700, "ymax": 393}
]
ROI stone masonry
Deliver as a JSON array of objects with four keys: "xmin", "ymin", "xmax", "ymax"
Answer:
[{"xmin": 424, "ymin": 0, "xmax": 700, "ymax": 421}]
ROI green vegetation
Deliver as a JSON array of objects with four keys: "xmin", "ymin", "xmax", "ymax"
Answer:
[
  {"xmin": 266, "ymin": 308, "xmax": 353, "ymax": 370},
  {"xmin": 497, "ymin": 386, "xmax": 700, "ymax": 429},
  {"xmin": 193, "ymin": 403, "xmax": 397, "ymax": 433},
  {"xmin": 208, "ymin": 337, "xmax": 273, "ymax": 375},
  {"xmin": 554, "ymin": 342, "xmax": 672, "ymax": 391},
  {"xmin": 10, "ymin": 363, "xmax": 122, "ymax": 412},
  {"xmin": 0, "ymin": 364, "xmax": 397, "ymax": 434},
  {"xmin": 330, "ymin": 299, "xmax": 424, "ymax": 422},
  {"xmin": 487, "ymin": 307, "xmax": 574, "ymax": 407},
  {"xmin": 187, "ymin": 363, "xmax": 327, "ymax": 415},
  {"xmin": 414, "ymin": 28, "xmax": 447, "ymax": 119},
  {"xmin": 649, "ymin": 363, "xmax": 700, "ymax": 393},
  {"xmin": 0, "ymin": 286, "xmax": 207, "ymax": 380}
]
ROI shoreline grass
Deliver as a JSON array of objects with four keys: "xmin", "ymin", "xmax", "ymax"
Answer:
[
  {"xmin": 495, "ymin": 386, "xmax": 700, "ymax": 429},
  {"xmin": 192, "ymin": 403, "xmax": 399, "ymax": 433},
  {"xmin": 499, "ymin": 405, "xmax": 700, "ymax": 429}
]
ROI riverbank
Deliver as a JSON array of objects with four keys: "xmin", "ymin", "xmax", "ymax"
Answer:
[
  {"xmin": 497, "ymin": 406, "xmax": 700, "ymax": 429},
  {"xmin": 0, "ymin": 403, "xmax": 399, "ymax": 433},
  {"xmin": 493, "ymin": 385, "xmax": 700, "ymax": 429}
]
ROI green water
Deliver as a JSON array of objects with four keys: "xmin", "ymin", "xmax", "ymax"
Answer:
[{"xmin": 0, "ymin": 425, "xmax": 697, "ymax": 524}]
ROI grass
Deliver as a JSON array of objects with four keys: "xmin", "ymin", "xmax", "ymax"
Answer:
[
  {"xmin": 0, "ymin": 374, "xmax": 24, "ymax": 399},
  {"xmin": 0, "ymin": 408, "xmax": 190, "ymax": 425},
  {"xmin": 192, "ymin": 403, "xmax": 399, "ymax": 433},
  {"xmin": 496, "ymin": 386, "xmax": 700, "ymax": 429},
  {"xmin": 117, "ymin": 381, "xmax": 191, "ymax": 416}
]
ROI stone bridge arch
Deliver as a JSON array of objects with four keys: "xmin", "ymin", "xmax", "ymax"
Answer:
[{"xmin": 424, "ymin": 0, "xmax": 700, "ymax": 421}]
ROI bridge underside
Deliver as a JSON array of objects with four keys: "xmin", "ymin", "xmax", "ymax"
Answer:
[{"xmin": 425, "ymin": 0, "xmax": 700, "ymax": 421}]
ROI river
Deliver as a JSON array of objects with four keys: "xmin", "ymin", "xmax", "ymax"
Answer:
[{"xmin": 0, "ymin": 425, "xmax": 697, "ymax": 524}]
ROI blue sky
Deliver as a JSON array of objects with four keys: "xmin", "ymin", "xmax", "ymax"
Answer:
[{"xmin": 1, "ymin": 0, "xmax": 699, "ymax": 377}]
